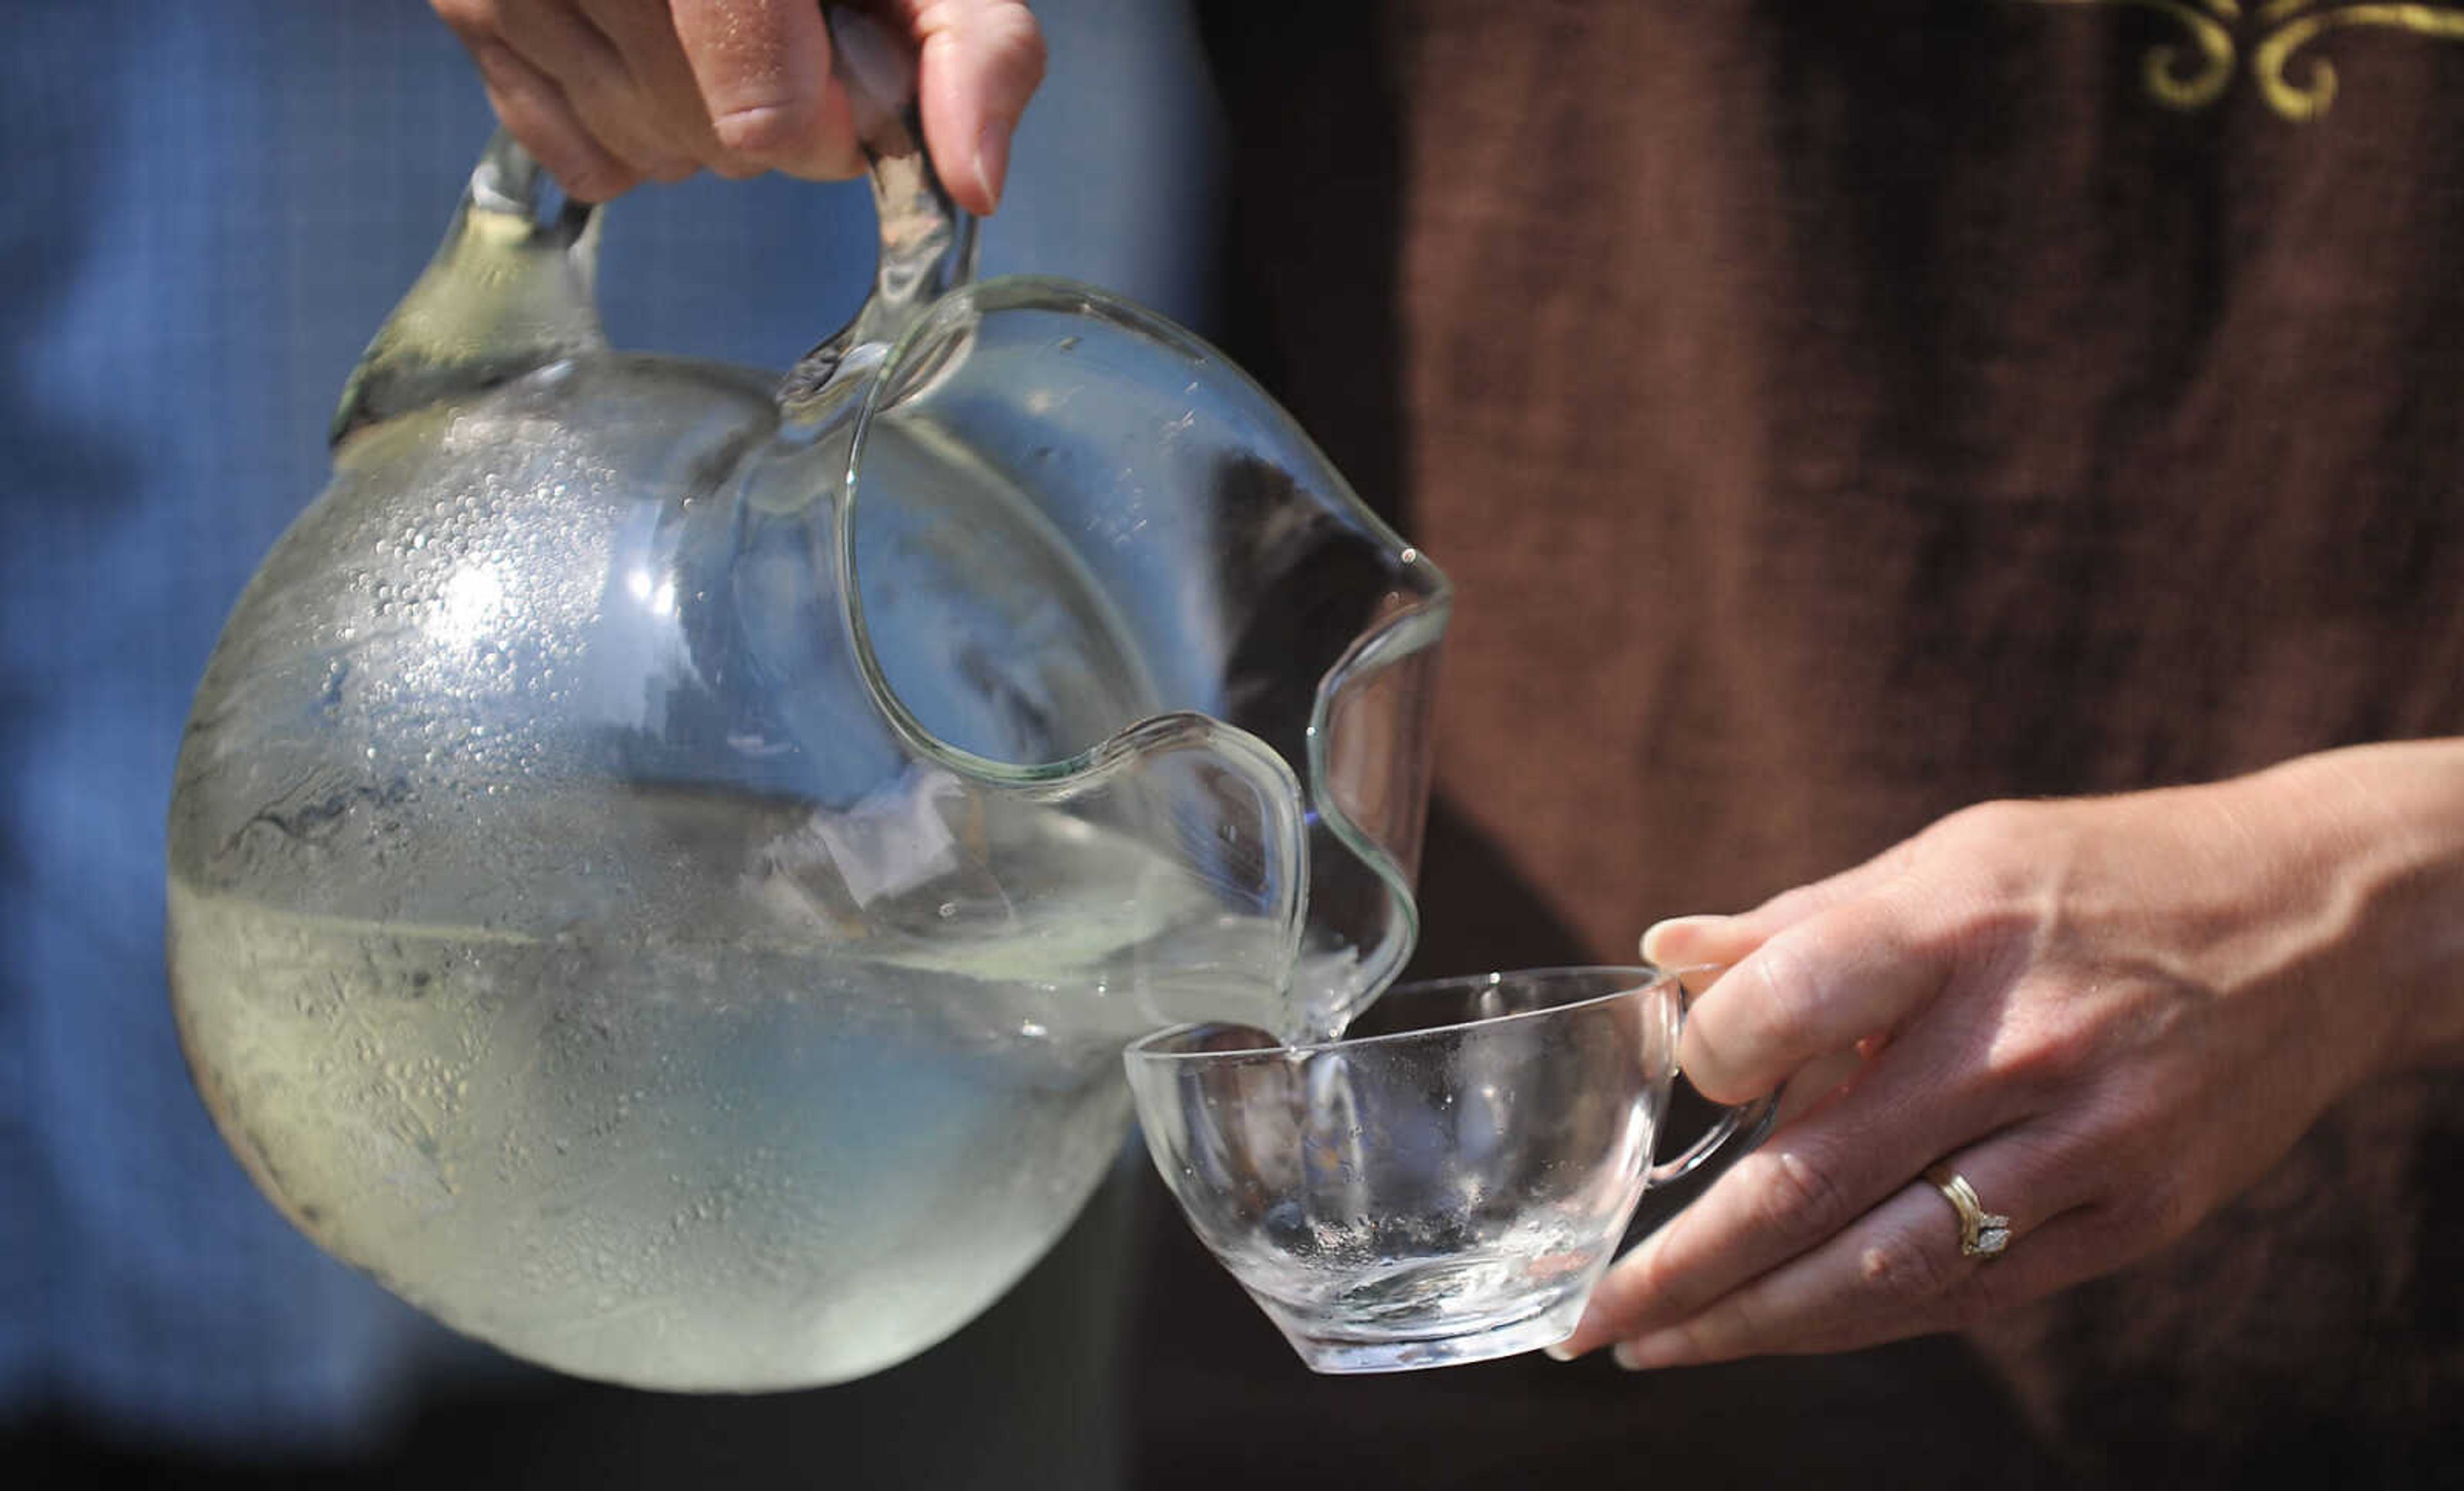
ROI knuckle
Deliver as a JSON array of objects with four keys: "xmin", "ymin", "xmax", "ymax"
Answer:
[
  {"xmin": 549, "ymin": 157, "xmax": 634, "ymax": 203},
  {"xmin": 2065, "ymin": 1137, "xmax": 2200, "ymax": 1259},
  {"xmin": 1743, "ymin": 935, "xmax": 1818, "ymax": 1044},
  {"xmin": 1974, "ymin": 1015, "xmax": 2085, "ymax": 1098},
  {"xmin": 1922, "ymin": 801, "xmax": 2048, "ymax": 905},
  {"xmin": 1690, "ymin": 923, "xmax": 1871, "ymax": 1103},
  {"xmin": 2130, "ymin": 1171, "xmax": 2202, "ymax": 1248},
  {"xmin": 1857, "ymin": 1227, "xmax": 1956, "ymax": 1300},
  {"xmin": 465, "ymin": 37, "xmax": 529, "ymax": 89},
  {"xmin": 991, "ymin": 5, "xmax": 1050, "ymax": 89},
  {"xmin": 1934, "ymin": 795, "xmax": 2040, "ymax": 848},
  {"xmin": 711, "ymin": 101, "xmax": 814, "ymax": 161},
  {"xmin": 1733, "ymin": 937, "xmax": 1817, "ymax": 1053},
  {"xmin": 560, "ymin": 91, "xmax": 685, "ymax": 175},
  {"xmin": 1630, "ymin": 1317, "xmax": 1717, "ymax": 1365},
  {"xmin": 431, "ymin": 0, "xmax": 495, "ymax": 36},
  {"xmin": 2052, "ymin": 1077, "xmax": 2175, "ymax": 1187},
  {"xmin": 917, "ymin": 1, "xmax": 1047, "ymax": 99},
  {"xmin": 1754, "ymin": 1144, "xmax": 1858, "ymax": 1241}
]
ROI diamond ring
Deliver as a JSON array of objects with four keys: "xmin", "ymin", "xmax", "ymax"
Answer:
[{"xmin": 1923, "ymin": 1162, "xmax": 2012, "ymax": 1260}]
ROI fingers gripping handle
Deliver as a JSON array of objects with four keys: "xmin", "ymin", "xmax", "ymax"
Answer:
[
  {"xmin": 336, "ymin": 8, "xmax": 976, "ymax": 442},
  {"xmin": 782, "ymin": 6, "xmax": 979, "ymax": 404},
  {"xmin": 1645, "ymin": 965, "xmax": 1781, "ymax": 1188}
]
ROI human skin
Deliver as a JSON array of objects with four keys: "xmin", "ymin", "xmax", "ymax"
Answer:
[
  {"xmin": 429, "ymin": 0, "xmax": 1046, "ymax": 211},
  {"xmin": 1552, "ymin": 738, "xmax": 2464, "ymax": 1368}
]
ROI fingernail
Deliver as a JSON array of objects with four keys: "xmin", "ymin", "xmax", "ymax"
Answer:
[
  {"xmin": 1541, "ymin": 1340, "xmax": 1580, "ymax": 1363},
  {"xmin": 1612, "ymin": 1332, "xmax": 1686, "ymax": 1372},
  {"xmin": 973, "ymin": 123, "xmax": 1011, "ymax": 212},
  {"xmin": 1640, "ymin": 916, "xmax": 1725, "ymax": 965}
]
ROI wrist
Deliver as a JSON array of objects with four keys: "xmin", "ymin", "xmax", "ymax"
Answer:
[{"xmin": 2243, "ymin": 741, "xmax": 2464, "ymax": 1073}]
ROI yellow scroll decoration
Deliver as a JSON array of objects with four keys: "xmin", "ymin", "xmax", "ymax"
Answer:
[{"xmin": 2021, "ymin": 0, "xmax": 2464, "ymax": 117}]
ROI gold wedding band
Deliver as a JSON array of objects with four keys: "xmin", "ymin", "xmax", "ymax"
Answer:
[{"xmin": 1923, "ymin": 1162, "xmax": 2012, "ymax": 1261}]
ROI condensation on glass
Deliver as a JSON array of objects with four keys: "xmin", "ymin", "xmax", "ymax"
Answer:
[{"xmin": 164, "ymin": 23, "xmax": 1448, "ymax": 1393}]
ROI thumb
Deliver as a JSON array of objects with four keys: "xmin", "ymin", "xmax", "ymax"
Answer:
[{"xmin": 1642, "ymin": 836, "xmax": 1921, "ymax": 969}]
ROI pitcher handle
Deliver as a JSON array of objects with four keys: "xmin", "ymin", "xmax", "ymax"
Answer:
[
  {"xmin": 780, "ymin": 6, "xmax": 979, "ymax": 406},
  {"xmin": 1644, "ymin": 965, "xmax": 1781, "ymax": 1188},
  {"xmin": 333, "ymin": 8, "xmax": 975, "ymax": 443}
]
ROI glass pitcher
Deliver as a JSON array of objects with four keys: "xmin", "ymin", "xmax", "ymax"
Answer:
[{"xmin": 165, "ymin": 22, "xmax": 1448, "ymax": 1392}]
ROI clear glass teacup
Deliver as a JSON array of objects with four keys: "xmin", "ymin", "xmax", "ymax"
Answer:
[{"xmin": 1123, "ymin": 966, "xmax": 1775, "ymax": 1373}]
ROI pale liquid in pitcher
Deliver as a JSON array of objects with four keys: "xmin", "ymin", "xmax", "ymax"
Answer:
[{"xmin": 169, "ymin": 794, "xmax": 1330, "ymax": 1392}]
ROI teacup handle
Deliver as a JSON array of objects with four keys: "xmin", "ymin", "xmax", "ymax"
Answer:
[{"xmin": 1644, "ymin": 965, "xmax": 1781, "ymax": 1187}]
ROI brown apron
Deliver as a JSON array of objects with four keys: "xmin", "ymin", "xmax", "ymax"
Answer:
[{"xmin": 1128, "ymin": 3, "xmax": 2464, "ymax": 1482}]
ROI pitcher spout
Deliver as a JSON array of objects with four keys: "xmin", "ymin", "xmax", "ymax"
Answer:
[{"xmin": 832, "ymin": 277, "xmax": 1452, "ymax": 1037}]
